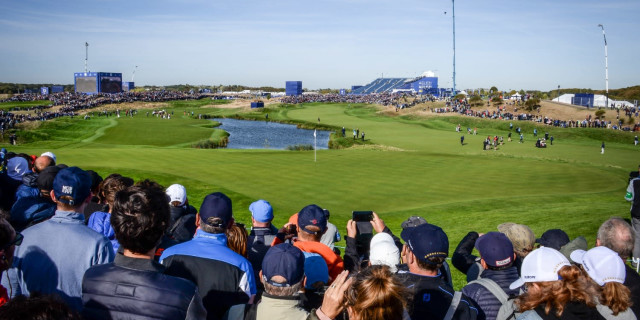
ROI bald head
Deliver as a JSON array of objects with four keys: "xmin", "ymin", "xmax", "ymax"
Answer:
[
  {"xmin": 597, "ymin": 217, "xmax": 634, "ymax": 260},
  {"xmin": 33, "ymin": 156, "xmax": 54, "ymax": 173}
]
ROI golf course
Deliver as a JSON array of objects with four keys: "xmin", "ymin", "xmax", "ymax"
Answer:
[{"xmin": 2, "ymin": 98, "xmax": 637, "ymax": 288}]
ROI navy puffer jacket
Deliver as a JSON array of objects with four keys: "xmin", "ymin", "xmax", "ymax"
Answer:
[{"xmin": 462, "ymin": 267, "xmax": 520, "ymax": 320}]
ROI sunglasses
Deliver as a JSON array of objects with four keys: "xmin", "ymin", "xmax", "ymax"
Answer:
[{"xmin": 2, "ymin": 233, "xmax": 23, "ymax": 251}]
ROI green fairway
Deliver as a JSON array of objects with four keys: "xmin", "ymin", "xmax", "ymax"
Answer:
[
  {"xmin": 0, "ymin": 99, "xmax": 52, "ymax": 110},
  {"xmin": 4, "ymin": 101, "xmax": 637, "ymax": 289}
]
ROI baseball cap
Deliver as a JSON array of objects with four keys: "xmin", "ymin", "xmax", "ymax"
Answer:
[
  {"xmin": 303, "ymin": 252, "xmax": 329, "ymax": 289},
  {"xmin": 40, "ymin": 151, "xmax": 57, "ymax": 163},
  {"xmin": 370, "ymin": 233, "xmax": 400, "ymax": 272},
  {"xmin": 297, "ymin": 204, "xmax": 327, "ymax": 235},
  {"xmin": 401, "ymin": 223, "xmax": 449, "ymax": 264},
  {"xmin": 52, "ymin": 167, "xmax": 92, "ymax": 206},
  {"xmin": 570, "ymin": 246, "xmax": 625, "ymax": 286},
  {"xmin": 536, "ymin": 229, "xmax": 570, "ymax": 251},
  {"xmin": 249, "ymin": 200, "xmax": 273, "ymax": 223},
  {"xmin": 199, "ymin": 192, "xmax": 232, "ymax": 227},
  {"xmin": 509, "ymin": 247, "xmax": 570, "ymax": 290},
  {"xmin": 262, "ymin": 243, "xmax": 305, "ymax": 287},
  {"xmin": 36, "ymin": 166, "xmax": 61, "ymax": 191},
  {"xmin": 475, "ymin": 232, "xmax": 514, "ymax": 268},
  {"xmin": 400, "ymin": 216, "xmax": 428, "ymax": 240},
  {"xmin": 7, "ymin": 157, "xmax": 28, "ymax": 181},
  {"xmin": 166, "ymin": 184, "xmax": 187, "ymax": 206},
  {"xmin": 497, "ymin": 222, "xmax": 535, "ymax": 256}
]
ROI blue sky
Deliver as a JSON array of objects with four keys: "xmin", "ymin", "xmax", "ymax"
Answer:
[{"xmin": 0, "ymin": 0, "xmax": 638, "ymax": 91}]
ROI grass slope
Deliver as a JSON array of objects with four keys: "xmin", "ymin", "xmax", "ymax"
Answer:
[{"xmin": 3, "ymin": 102, "xmax": 637, "ymax": 289}]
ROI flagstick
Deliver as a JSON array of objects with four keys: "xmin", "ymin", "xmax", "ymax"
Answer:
[{"xmin": 314, "ymin": 129, "xmax": 317, "ymax": 162}]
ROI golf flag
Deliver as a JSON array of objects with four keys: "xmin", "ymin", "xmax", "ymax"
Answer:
[{"xmin": 314, "ymin": 129, "xmax": 316, "ymax": 137}]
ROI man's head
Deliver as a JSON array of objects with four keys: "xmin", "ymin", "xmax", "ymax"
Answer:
[
  {"xmin": 497, "ymin": 222, "xmax": 535, "ymax": 258},
  {"xmin": 401, "ymin": 223, "xmax": 448, "ymax": 273},
  {"xmin": 249, "ymin": 199, "xmax": 273, "ymax": 227},
  {"xmin": 166, "ymin": 184, "xmax": 187, "ymax": 207},
  {"xmin": 198, "ymin": 192, "xmax": 233, "ymax": 234},
  {"xmin": 597, "ymin": 217, "xmax": 634, "ymax": 260},
  {"xmin": 400, "ymin": 216, "xmax": 428, "ymax": 240},
  {"xmin": 40, "ymin": 152, "xmax": 57, "ymax": 165},
  {"xmin": 475, "ymin": 232, "xmax": 515, "ymax": 270},
  {"xmin": 36, "ymin": 166, "xmax": 60, "ymax": 199},
  {"xmin": 51, "ymin": 167, "xmax": 92, "ymax": 211},
  {"xmin": 111, "ymin": 180, "xmax": 170, "ymax": 255},
  {"xmin": 297, "ymin": 204, "xmax": 327, "ymax": 241},
  {"xmin": 536, "ymin": 229, "xmax": 570, "ymax": 251},
  {"xmin": 261, "ymin": 243, "xmax": 305, "ymax": 296},
  {"xmin": 303, "ymin": 252, "xmax": 329, "ymax": 290},
  {"xmin": 33, "ymin": 156, "xmax": 55, "ymax": 174},
  {"xmin": 7, "ymin": 157, "xmax": 28, "ymax": 182}
]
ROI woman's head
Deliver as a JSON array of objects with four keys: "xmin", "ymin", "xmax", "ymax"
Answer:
[
  {"xmin": 345, "ymin": 265, "xmax": 409, "ymax": 320},
  {"xmin": 226, "ymin": 223, "xmax": 248, "ymax": 258},
  {"xmin": 513, "ymin": 247, "xmax": 598, "ymax": 317},
  {"xmin": 571, "ymin": 246, "xmax": 631, "ymax": 315},
  {"xmin": 98, "ymin": 174, "xmax": 134, "ymax": 207}
]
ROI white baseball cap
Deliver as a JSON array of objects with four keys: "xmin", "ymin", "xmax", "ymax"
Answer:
[
  {"xmin": 509, "ymin": 247, "xmax": 570, "ymax": 290},
  {"xmin": 166, "ymin": 184, "xmax": 187, "ymax": 206},
  {"xmin": 40, "ymin": 151, "xmax": 57, "ymax": 163},
  {"xmin": 369, "ymin": 233, "xmax": 400, "ymax": 272},
  {"xmin": 570, "ymin": 246, "xmax": 625, "ymax": 286}
]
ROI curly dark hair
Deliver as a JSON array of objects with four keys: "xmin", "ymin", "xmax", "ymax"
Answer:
[
  {"xmin": 0, "ymin": 292, "xmax": 82, "ymax": 320},
  {"xmin": 110, "ymin": 180, "xmax": 169, "ymax": 254}
]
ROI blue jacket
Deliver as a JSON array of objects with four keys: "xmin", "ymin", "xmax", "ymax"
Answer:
[
  {"xmin": 2, "ymin": 210, "xmax": 114, "ymax": 310},
  {"xmin": 462, "ymin": 267, "xmax": 521, "ymax": 320},
  {"xmin": 10, "ymin": 195, "xmax": 56, "ymax": 231},
  {"xmin": 161, "ymin": 230, "xmax": 257, "ymax": 320},
  {"xmin": 87, "ymin": 211, "xmax": 120, "ymax": 251}
]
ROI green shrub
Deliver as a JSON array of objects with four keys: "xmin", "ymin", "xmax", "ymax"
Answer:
[
  {"xmin": 192, "ymin": 136, "xmax": 228, "ymax": 149},
  {"xmin": 286, "ymin": 144, "xmax": 314, "ymax": 151}
]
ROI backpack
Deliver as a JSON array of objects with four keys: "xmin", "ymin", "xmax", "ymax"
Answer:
[{"xmin": 467, "ymin": 278, "xmax": 520, "ymax": 320}]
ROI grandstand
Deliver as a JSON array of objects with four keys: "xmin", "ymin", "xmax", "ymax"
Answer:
[{"xmin": 351, "ymin": 71, "xmax": 439, "ymax": 95}]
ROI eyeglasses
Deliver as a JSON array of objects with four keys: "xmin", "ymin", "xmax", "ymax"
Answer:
[{"xmin": 2, "ymin": 233, "xmax": 23, "ymax": 251}]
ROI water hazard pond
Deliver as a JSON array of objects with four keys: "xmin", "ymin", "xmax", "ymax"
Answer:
[{"xmin": 213, "ymin": 118, "xmax": 331, "ymax": 150}]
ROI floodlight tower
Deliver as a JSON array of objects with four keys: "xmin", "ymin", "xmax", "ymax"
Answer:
[
  {"xmin": 131, "ymin": 65, "xmax": 138, "ymax": 82},
  {"xmin": 84, "ymin": 42, "xmax": 89, "ymax": 72},
  {"xmin": 451, "ymin": 0, "xmax": 456, "ymax": 96},
  {"xmin": 597, "ymin": 24, "xmax": 609, "ymax": 109}
]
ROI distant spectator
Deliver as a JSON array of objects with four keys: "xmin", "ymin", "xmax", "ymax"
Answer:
[
  {"xmin": 82, "ymin": 180, "xmax": 206, "ymax": 320},
  {"xmin": 571, "ymin": 247, "xmax": 635, "ymax": 320},
  {"xmin": 2, "ymin": 167, "xmax": 114, "ymax": 310},
  {"xmin": 161, "ymin": 192, "xmax": 257, "ymax": 320},
  {"xmin": 87, "ymin": 174, "xmax": 135, "ymax": 251}
]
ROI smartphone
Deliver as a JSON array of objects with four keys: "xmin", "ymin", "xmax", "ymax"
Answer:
[{"xmin": 352, "ymin": 211, "xmax": 373, "ymax": 222}]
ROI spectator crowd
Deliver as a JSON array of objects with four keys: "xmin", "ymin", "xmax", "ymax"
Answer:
[{"xmin": 0, "ymin": 147, "xmax": 639, "ymax": 320}]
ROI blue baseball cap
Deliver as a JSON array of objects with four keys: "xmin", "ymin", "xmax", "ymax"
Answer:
[
  {"xmin": 7, "ymin": 157, "xmax": 28, "ymax": 181},
  {"xmin": 52, "ymin": 167, "xmax": 91, "ymax": 206},
  {"xmin": 250, "ymin": 199, "xmax": 273, "ymax": 223},
  {"xmin": 401, "ymin": 223, "xmax": 449, "ymax": 263},
  {"xmin": 297, "ymin": 204, "xmax": 327, "ymax": 235},
  {"xmin": 199, "ymin": 192, "xmax": 232, "ymax": 227},
  {"xmin": 303, "ymin": 252, "xmax": 329, "ymax": 289},
  {"xmin": 262, "ymin": 243, "xmax": 305, "ymax": 287},
  {"xmin": 475, "ymin": 232, "xmax": 514, "ymax": 268}
]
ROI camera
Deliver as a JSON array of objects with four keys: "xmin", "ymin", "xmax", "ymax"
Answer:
[{"xmin": 352, "ymin": 211, "xmax": 373, "ymax": 222}]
